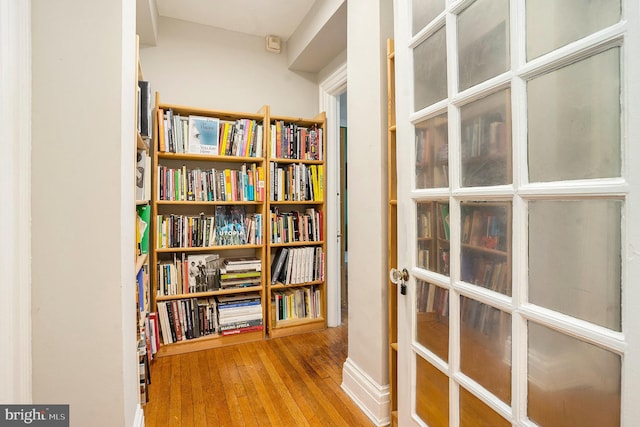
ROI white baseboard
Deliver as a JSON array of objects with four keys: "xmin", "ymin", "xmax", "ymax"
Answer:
[
  {"xmin": 133, "ymin": 404, "xmax": 144, "ymax": 427},
  {"xmin": 341, "ymin": 357, "xmax": 391, "ymax": 427}
]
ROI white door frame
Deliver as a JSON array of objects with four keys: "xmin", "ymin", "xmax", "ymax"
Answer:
[
  {"xmin": 0, "ymin": 0, "xmax": 32, "ymax": 403},
  {"xmin": 319, "ymin": 62, "xmax": 347, "ymax": 327}
]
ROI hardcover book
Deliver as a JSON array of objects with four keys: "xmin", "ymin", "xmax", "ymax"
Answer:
[
  {"xmin": 214, "ymin": 206, "xmax": 248, "ymax": 246},
  {"xmin": 186, "ymin": 254, "xmax": 220, "ymax": 293},
  {"xmin": 189, "ymin": 115, "xmax": 220, "ymax": 155}
]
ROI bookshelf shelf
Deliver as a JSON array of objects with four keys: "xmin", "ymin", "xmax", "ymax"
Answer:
[
  {"xmin": 155, "ymin": 285, "xmax": 263, "ymax": 301},
  {"xmin": 137, "ymin": 133, "xmax": 147, "ymax": 150},
  {"xmin": 157, "ymin": 152, "xmax": 264, "ymax": 163},
  {"xmin": 269, "ymin": 241, "xmax": 324, "ymax": 248},
  {"xmin": 155, "ymin": 200, "xmax": 262, "ymax": 206},
  {"xmin": 155, "ymin": 244, "xmax": 263, "ymax": 253},
  {"xmin": 269, "ymin": 200, "xmax": 323, "ymax": 205},
  {"xmin": 135, "ymin": 253, "xmax": 148, "ymax": 273},
  {"xmin": 460, "ymin": 243, "xmax": 508, "ymax": 257},
  {"xmin": 269, "ymin": 157, "xmax": 324, "ymax": 165},
  {"xmin": 269, "ymin": 317, "xmax": 326, "ymax": 338},
  {"xmin": 270, "ymin": 280, "xmax": 324, "ymax": 290},
  {"xmin": 155, "ymin": 330, "xmax": 264, "ymax": 357}
]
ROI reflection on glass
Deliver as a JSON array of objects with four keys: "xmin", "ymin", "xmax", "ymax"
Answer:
[
  {"xmin": 458, "ymin": 0, "xmax": 510, "ymax": 91},
  {"xmin": 436, "ymin": 202, "xmax": 450, "ymax": 276},
  {"xmin": 526, "ymin": 0, "xmax": 620, "ymax": 60},
  {"xmin": 414, "ymin": 26, "xmax": 447, "ymax": 111},
  {"xmin": 529, "ymin": 200, "xmax": 621, "ymax": 331},
  {"xmin": 416, "ymin": 113, "xmax": 449, "ymax": 189},
  {"xmin": 416, "ymin": 202, "xmax": 434, "ymax": 270},
  {"xmin": 528, "ymin": 322, "xmax": 621, "ymax": 427},
  {"xmin": 416, "ymin": 279, "xmax": 449, "ymax": 361},
  {"xmin": 460, "ymin": 387, "xmax": 511, "ymax": 427},
  {"xmin": 460, "ymin": 297, "xmax": 511, "ymax": 404},
  {"xmin": 461, "ymin": 202, "xmax": 511, "ymax": 296},
  {"xmin": 461, "ymin": 90, "xmax": 512, "ymax": 187},
  {"xmin": 416, "ymin": 355, "xmax": 449, "ymax": 427},
  {"xmin": 528, "ymin": 48, "xmax": 620, "ymax": 182},
  {"xmin": 412, "ymin": 0, "xmax": 445, "ymax": 35}
]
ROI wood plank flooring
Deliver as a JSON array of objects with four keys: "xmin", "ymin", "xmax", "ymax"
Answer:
[{"xmin": 144, "ymin": 323, "xmax": 374, "ymax": 427}]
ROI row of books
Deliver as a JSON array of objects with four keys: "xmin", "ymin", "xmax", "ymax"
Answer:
[
  {"xmin": 156, "ymin": 297, "xmax": 219, "ymax": 345},
  {"xmin": 270, "ymin": 246, "xmax": 324, "ymax": 285},
  {"xmin": 461, "ymin": 206, "xmax": 507, "ymax": 251},
  {"xmin": 156, "ymin": 208, "xmax": 263, "ymax": 248},
  {"xmin": 269, "ymin": 208, "xmax": 323, "ymax": 244},
  {"xmin": 462, "ymin": 115, "xmax": 506, "ymax": 159},
  {"xmin": 272, "ymin": 285, "xmax": 321, "ymax": 322},
  {"xmin": 157, "ymin": 253, "xmax": 220, "ymax": 296},
  {"xmin": 270, "ymin": 162, "xmax": 323, "ymax": 202},
  {"xmin": 270, "ymin": 121, "xmax": 323, "ymax": 161},
  {"xmin": 142, "ymin": 312, "xmax": 160, "ymax": 361},
  {"xmin": 157, "ymin": 163, "xmax": 265, "ymax": 202},
  {"xmin": 220, "ymin": 257, "xmax": 262, "ymax": 290},
  {"xmin": 417, "ymin": 205, "xmax": 432, "ymax": 238},
  {"xmin": 216, "ymin": 292, "xmax": 264, "ymax": 336},
  {"xmin": 461, "ymin": 257, "xmax": 510, "ymax": 295},
  {"xmin": 416, "ymin": 281, "xmax": 449, "ymax": 318},
  {"xmin": 137, "ymin": 80, "xmax": 152, "ymax": 141},
  {"xmin": 160, "ymin": 109, "xmax": 264, "ymax": 157}
]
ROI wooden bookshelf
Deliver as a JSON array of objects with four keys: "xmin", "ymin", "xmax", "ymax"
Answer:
[
  {"xmin": 134, "ymin": 34, "xmax": 153, "ymax": 405},
  {"xmin": 265, "ymin": 109, "xmax": 327, "ymax": 338},
  {"xmin": 386, "ymin": 38, "xmax": 399, "ymax": 426},
  {"xmin": 149, "ymin": 96, "xmax": 327, "ymax": 355},
  {"xmin": 150, "ymin": 95, "xmax": 268, "ymax": 356}
]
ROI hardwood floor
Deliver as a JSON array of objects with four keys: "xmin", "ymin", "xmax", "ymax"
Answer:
[{"xmin": 144, "ymin": 323, "xmax": 374, "ymax": 427}]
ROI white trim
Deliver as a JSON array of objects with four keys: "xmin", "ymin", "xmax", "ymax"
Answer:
[
  {"xmin": 132, "ymin": 404, "xmax": 145, "ymax": 427},
  {"xmin": 0, "ymin": 0, "xmax": 32, "ymax": 404},
  {"xmin": 318, "ymin": 62, "xmax": 347, "ymax": 327},
  {"xmin": 341, "ymin": 357, "xmax": 391, "ymax": 427}
]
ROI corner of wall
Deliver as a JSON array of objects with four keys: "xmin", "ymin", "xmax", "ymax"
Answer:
[{"xmin": 341, "ymin": 357, "xmax": 391, "ymax": 427}]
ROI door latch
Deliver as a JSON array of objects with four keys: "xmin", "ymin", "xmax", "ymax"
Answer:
[{"xmin": 389, "ymin": 268, "xmax": 409, "ymax": 295}]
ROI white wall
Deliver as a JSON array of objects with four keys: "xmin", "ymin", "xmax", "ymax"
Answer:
[
  {"xmin": 140, "ymin": 17, "xmax": 319, "ymax": 118},
  {"xmin": 31, "ymin": 0, "xmax": 138, "ymax": 426},
  {"xmin": 341, "ymin": 0, "xmax": 394, "ymax": 424}
]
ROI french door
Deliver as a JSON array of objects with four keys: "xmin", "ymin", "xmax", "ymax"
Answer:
[{"xmin": 393, "ymin": 0, "xmax": 639, "ymax": 426}]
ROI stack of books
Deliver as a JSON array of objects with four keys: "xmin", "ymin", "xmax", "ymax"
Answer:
[
  {"xmin": 219, "ymin": 257, "xmax": 262, "ymax": 289},
  {"xmin": 215, "ymin": 292, "xmax": 263, "ymax": 336}
]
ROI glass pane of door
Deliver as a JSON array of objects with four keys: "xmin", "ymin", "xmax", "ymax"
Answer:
[
  {"xmin": 529, "ymin": 199, "xmax": 621, "ymax": 330},
  {"xmin": 460, "ymin": 296, "xmax": 512, "ymax": 404},
  {"xmin": 460, "ymin": 89, "xmax": 512, "ymax": 187},
  {"xmin": 460, "ymin": 388, "xmax": 511, "ymax": 427},
  {"xmin": 528, "ymin": 48, "xmax": 621, "ymax": 182},
  {"xmin": 461, "ymin": 202, "xmax": 511, "ymax": 295},
  {"xmin": 412, "ymin": 0, "xmax": 445, "ymax": 36},
  {"xmin": 416, "ymin": 355, "xmax": 449, "ymax": 427},
  {"xmin": 528, "ymin": 322, "xmax": 621, "ymax": 427},
  {"xmin": 416, "ymin": 279, "xmax": 449, "ymax": 361},
  {"xmin": 458, "ymin": 0, "xmax": 510, "ymax": 91},
  {"xmin": 415, "ymin": 113, "xmax": 448, "ymax": 189},
  {"xmin": 414, "ymin": 26, "xmax": 447, "ymax": 111},
  {"xmin": 526, "ymin": 0, "xmax": 621, "ymax": 60}
]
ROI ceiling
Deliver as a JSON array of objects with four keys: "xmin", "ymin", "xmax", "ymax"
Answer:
[
  {"xmin": 156, "ymin": 0, "xmax": 317, "ymax": 41},
  {"xmin": 138, "ymin": 0, "xmax": 347, "ymax": 73}
]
